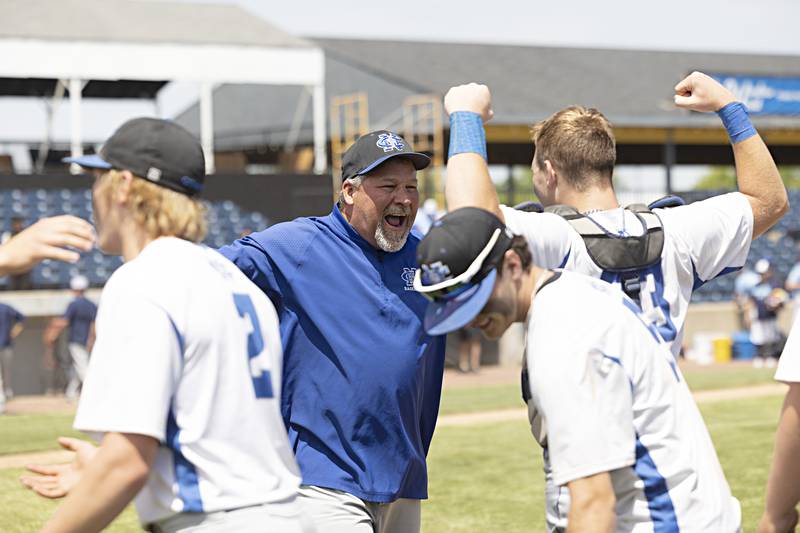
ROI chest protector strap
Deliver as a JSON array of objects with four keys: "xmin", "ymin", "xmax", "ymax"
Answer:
[{"xmin": 544, "ymin": 203, "xmax": 666, "ymax": 302}]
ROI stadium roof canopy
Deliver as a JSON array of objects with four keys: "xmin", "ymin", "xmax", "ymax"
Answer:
[
  {"xmin": 0, "ymin": 0, "xmax": 327, "ymax": 173},
  {"xmin": 176, "ymin": 38, "xmax": 800, "ymax": 156}
]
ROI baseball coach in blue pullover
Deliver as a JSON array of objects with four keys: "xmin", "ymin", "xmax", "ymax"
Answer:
[{"xmin": 220, "ymin": 130, "xmax": 446, "ymax": 532}]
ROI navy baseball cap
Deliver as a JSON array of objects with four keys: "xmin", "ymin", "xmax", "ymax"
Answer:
[
  {"xmin": 63, "ymin": 118, "xmax": 205, "ymax": 197},
  {"xmin": 341, "ymin": 130, "xmax": 430, "ymax": 181},
  {"xmin": 414, "ymin": 207, "xmax": 514, "ymax": 335}
]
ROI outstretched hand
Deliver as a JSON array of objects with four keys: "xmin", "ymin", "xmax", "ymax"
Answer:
[
  {"xmin": 674, "ymin": 71, "xmax": 737, "ymax": 113},
  {"xmin": 20, "ymin": 437, "xmax": 98, "ymax": 499},
  {"xmin": 0, "ymin": 215, "xmax": 94, "ymax": 276},
  {"xmin": 444, "ymin": 83, "xmax": 494, "ymax": 123}
]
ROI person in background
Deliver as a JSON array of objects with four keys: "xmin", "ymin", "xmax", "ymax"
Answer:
[
  {"xmin": 749, "ymin": 259, "xmax": 787, "ymax": 368},
  {"xmin": 412, "ymin": 197, "xmax": 443, "ymax": 236},
  {"xmin": 735, "ymin": 267, "xmax": 761, "ymax": 331},
  {"xmin": 46, "ymin": 275, "xmax": 97, "ymax": 399},
  {"xmin": 457, "ymin": 328, "xmax": 482, "ymax": 373},
  {"xmin": 0, "ymin": 300, "xmax": 25, "ymax": 413}
]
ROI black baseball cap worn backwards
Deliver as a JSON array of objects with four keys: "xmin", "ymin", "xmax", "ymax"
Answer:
[
  {"xmin": 341, "ymin": 130, "xmax": 431, "ymax": 181},
  {"xmin": 63, "ymin": 117, "xmax": 206, "ymax": 197},
  {"xmin": 414, "ymin": 207, "xmax": 514, "ymax": 336}
]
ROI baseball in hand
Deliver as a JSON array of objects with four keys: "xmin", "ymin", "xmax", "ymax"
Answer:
[{"xmin": 444, "ymin": 83, "xmax": 494, "ymax": 122}]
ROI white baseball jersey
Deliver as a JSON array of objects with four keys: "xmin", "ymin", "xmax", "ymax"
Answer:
[
  {"xmin": 526, "ymin": 270, "xmax": 741, "ymax": 532},
  {"xmin": 74, "ymin": 237, "xmax": 301, "ymax": 525},
  {"xmin": 775, "ymin": 314, "xmax": 800, "ymax": 382},
  {"xmin": 502, "ymin": 192, "xmax": 753, "ymax": 356}
]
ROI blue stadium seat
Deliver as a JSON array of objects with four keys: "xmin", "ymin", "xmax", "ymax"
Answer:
[{"xmin": 1, "ymin": 188, "xmax": 268, "ymax": 290}]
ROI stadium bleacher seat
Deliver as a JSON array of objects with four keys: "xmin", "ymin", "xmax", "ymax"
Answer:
[
  {"xmin": 5, "ymin": 185, "xmax": 797, "ymax": 297},
  {"xmin": 0, "ymin": 188, "xmax": 270, "ymax": 290}
]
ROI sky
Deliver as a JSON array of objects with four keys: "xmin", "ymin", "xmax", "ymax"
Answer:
[
  {"xmin": 1, "ymin": 0, "xmax": 798, "ymax": 181},
  {"xmin": 231, "ymin": 0, "xmax": 799, "ymax": 56}
]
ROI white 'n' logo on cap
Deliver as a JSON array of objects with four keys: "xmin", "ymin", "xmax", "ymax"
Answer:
[
  {"xmin": 147, "ymin": 167, "xmax": 162, "ymax": 182},
  {"xmin": 376, "ymin": 132, "xmax": 405, "ymax": 152},
  {"xmin": 421, "ymin": 261, "xmax": 452, "ymax": 285}
]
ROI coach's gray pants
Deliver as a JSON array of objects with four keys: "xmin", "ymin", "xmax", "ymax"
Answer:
[
  {"xmin": 146, "ymin": 499, "xmax": 314, "ymax": 532},
  {"xmin": 299, "ymin": 485, "xmax": 421, "ymax": 533}
]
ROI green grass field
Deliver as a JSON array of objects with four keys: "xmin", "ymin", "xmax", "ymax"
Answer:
[
  {"xmin": 439, "ymin": 364, "xmax": 776, "ymax": 416},
  {"xmin": 0, "ymin": 365, "xmax": 784, "ymax": 532},
  {"xmin": 0, "ymin": 414, "xmax": 82, "ymax": 455},
  {"xmin": 426, "ymin": 395, "xmax": 785, "ymax": 532}
]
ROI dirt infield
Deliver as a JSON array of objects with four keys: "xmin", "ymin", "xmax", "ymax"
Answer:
[
  {"xmin": 441, "ymin": 360, "xmax": 764, "ymax": 389},
  {"xmin": 0, "ymin": 449, "xmax": 73, "ymax": 470},
  {"xmin": 3, "ymin": 396, "xmax": 76, "ymax": 416},
  {"xmin": 437, "ymin": 382, "xmax": 788, "ymax": 428}
]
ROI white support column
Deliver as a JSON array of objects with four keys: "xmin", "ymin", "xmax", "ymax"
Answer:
[
  {"xmin": 312, "ymin": 83, "xmax": 327, "ymax": 174},
  {"xmin": 199, "ymin": 81, "xmax": 215, "ymax": 174},
  {"xmin": 69, "ymin": 78, "xmax": 83, "ymax": 175},
  {"xmin": 285, "ymin": 87, "xmax": 311, "ymax": 152}
]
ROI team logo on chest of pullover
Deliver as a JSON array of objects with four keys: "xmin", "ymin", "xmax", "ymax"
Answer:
[
  {"xmin": 402, "ymin": 267, "xmax": 416, "ymax": 291},
  {"xmin": 376, "ymin": 132, "xmax": 405, "ymax": 152}
]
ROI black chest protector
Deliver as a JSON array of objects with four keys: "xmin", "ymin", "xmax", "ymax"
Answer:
[
  {"xmin": 515, "ymin": 195, "xmax": 684, "ymax": 304},
  {"xmin": 546, "ymin": 203, "xmax": 664, "ymax": 303},
  {"xmin": 518, "ymin": 195, "xmax": 684, "ymax": 404}
]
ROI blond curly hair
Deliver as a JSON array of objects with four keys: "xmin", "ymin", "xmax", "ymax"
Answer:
[{"xmin": 108, "ymin": 170, "xmax": 207, "ymax": 242}]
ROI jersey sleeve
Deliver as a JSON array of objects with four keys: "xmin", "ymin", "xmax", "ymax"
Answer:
[
  {"xmin": 529, "ymin": 327, "xmax": 636, "ymax": 487},
  {"xmin": 12, "ymin": 307, "xmax": 24, "ymax": 323},
  {"xmin": 659, "ymin": 192, "xmax": 753, "ymax": 282},
  {"xmin": 775, "ymin": 323, "xmax": 800, "ymax": 383},
  {"xmin": 499, "ymin": 205, "xmax": 573, "ymax": 269},
  {"xmin": 73, "ymin": 279, "xmax": 182, "ymax": 442}
]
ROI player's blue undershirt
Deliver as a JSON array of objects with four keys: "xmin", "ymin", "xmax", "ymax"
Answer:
[{"xmin": 219, "ymin": 206, "xmax": 446, "ymax": 502}]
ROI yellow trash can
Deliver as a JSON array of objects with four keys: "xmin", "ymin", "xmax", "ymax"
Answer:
[{"xmin": 713, "ymin": 337, "xmax": 732, "ymax": 364}]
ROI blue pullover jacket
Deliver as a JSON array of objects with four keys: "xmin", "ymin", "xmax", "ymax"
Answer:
[{"xmin": 219, "ymin": 206, "xmax": 446, "ymax": 502}]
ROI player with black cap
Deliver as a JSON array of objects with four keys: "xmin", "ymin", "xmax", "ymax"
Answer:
[
  {"xmin": 21, "ymin": 118, "xmax": 311, "ymax": 533},
  {"xmin": 219, "ymin": 130, "xmax": 446, "ymax": 533},
  {"xmin": 415, "ymin": 207, "xmax": 742, "ymax": 532}
]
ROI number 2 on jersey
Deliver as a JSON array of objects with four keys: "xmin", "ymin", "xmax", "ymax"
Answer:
[{"xmin": 233, "ymin": 294, "xmax": 274, "ymax": 399}]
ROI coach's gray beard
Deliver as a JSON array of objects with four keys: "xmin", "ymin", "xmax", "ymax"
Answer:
[{"xmin": 375, "ymin": 219, "xmax": 410, "ymax": 252}]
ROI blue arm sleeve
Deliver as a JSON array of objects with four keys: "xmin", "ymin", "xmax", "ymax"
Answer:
[
  {"xmin": 14, "ymin": 308, "xmax": 25, "ymax": 323},
  {"xmin": 218, "ymin": 235, "xmax": 282, "ymax": 300}
]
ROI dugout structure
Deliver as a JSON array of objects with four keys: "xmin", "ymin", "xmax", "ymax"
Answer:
[
  {"xmin": 174, "ymin": 37, "xmax": 800, "ymax": 196},
  {"xmin": 0, "ymin": 0, "xmax": 328, "ymax": 175}
]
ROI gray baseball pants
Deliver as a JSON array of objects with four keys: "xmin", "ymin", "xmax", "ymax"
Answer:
[
  {"xmin": 146, "ymin": 499, "xmax": 315, "ymax": 532},
  {"xmin": 298, "ymin": 485, "xmax": 420, "ymax": 533}
]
